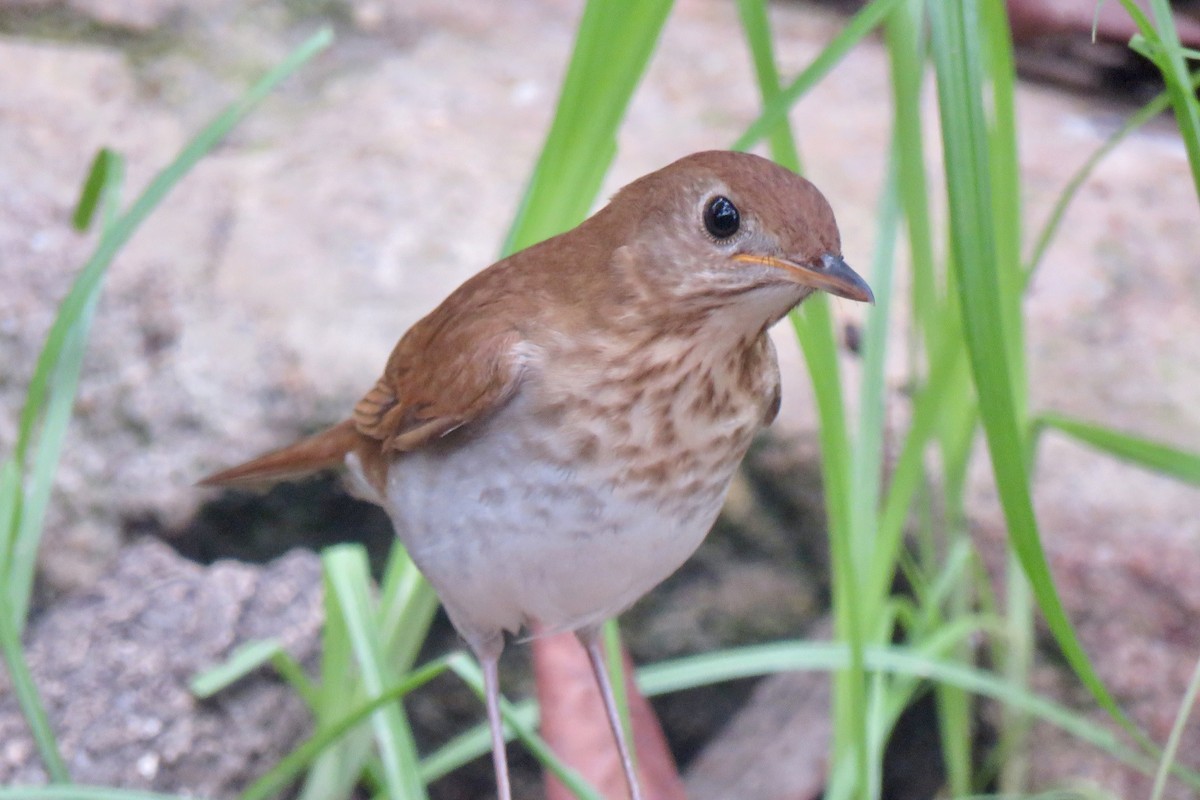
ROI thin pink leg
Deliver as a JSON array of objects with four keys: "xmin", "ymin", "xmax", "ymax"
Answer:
[
  {"xmin": 476, "ymin": 637, "xmax": 512, "ymax": 800},
  {"xmin": 579, "ymin": 628, "xmax": 644, "ymax": 800}
]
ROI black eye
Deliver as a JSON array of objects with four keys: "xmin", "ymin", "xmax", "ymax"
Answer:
[{"xmin": 704, "ymin": 195, "xmax": 740, "ymax": 239}]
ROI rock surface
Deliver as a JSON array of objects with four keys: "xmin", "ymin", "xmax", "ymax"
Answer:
[{"xmin": 0, "ymin": 539, "xmax": 323, "ymax": 793}]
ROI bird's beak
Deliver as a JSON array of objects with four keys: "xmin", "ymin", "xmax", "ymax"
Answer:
[{"xmin": 733, "ymin": 252, "xmax": 875, "ymax": 304}]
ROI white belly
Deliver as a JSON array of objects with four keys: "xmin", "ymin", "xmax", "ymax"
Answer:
[{"xmin": 347, "ymin": 396, "xmax": 737, "ymax": 646}]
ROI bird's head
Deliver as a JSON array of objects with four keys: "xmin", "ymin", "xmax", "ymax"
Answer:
[{"xmin": 601, "ymin": 150, "xmax": 873, "ymax": 330}]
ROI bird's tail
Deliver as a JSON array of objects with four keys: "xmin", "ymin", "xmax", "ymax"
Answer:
[{"xmin": 198, "ymin": 419, "xmax": 365, "ymax": 488}]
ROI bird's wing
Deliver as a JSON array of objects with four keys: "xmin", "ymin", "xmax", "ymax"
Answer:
[
  {"xmin": 353, "ymin": 310, "xmax": 527, "ymax": 452},
  {"xmin": 198, "ymin": 322, "xmax": 525, "ymax": 492}
]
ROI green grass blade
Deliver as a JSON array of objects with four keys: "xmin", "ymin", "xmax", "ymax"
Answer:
[
  {"xmin": 734, "ymin": 10, "xmax": 869, "ymax": 780},
  {"xmin": 71, "ymin": 149, "xmax": 120, "ymax": 232},
  {"xmin": 1118, "ymin": 0, "xmax": 1200, "ymax": 199},
  {"xmin": 850, "ymin": 148, "xmax": 899, "ymax": 572},
  {"xmin": 11, "ymin": 27, "xmax": 331, "ymax": 476},
  {"xmin": 1025, "ymin": 69, "xmax": 1200, "ymax": 279},
  {"xmin": 733, "ymin": 0, "xmax": 903, "ymax": 152},
  {"xmin": 3, "ymin": 27, "xmax": 333, "ymax": 631},
  {"xmin": 884, "ymin": 0, "xmax": 938, "ymax": 346},
  {"xmin": 636, "ymin": 641, "xmax": 1170, "ymax": 781},
  {"xmin": 377, "ymin": 543, "xmax": 439, "ymax": 673},
  {"xmin": 502, "ymin": 0, "xmax": 673, "ymax": 255},
  {"xmin": 325, "ymin": 545, "xmax": 427, "ymax": 800},
  {"xmin": 735, "ymin": 0, "xmax": 803, "ymax": 170},
  {"xmin": 8, "ymin": 292, "xmax": 101, "ymax": 626},
  {"xmin": 927, "ymin": 0, "xmax": 1143, "ymax": 748},
  {"xmin": 298, "ymin": 538, "xmax": 382, "ymax": 800},
  {"xmin": 1150, "ymin": 652, "xmax": 1200, "ymax": 800},
  {"xmin": 1036, "ymin": 413, "xmax": 1200, "ymax": 484},
  {"xmin": 419, "ymin": 700, "xmax": 539, "ymax": 783},
  {"xmin": 238, "ymin": 657, "xmax": 451, "ymax": 800},
  {"xmin": 0, "ymin": 591, "xmax": 69, "ymax": 782},
  {"xmin": 601, "ymin": 619, "xmax": 636, "ymax": 776},
  {"xmin": 187, "ymin": 638, "xmax": 318, "ymax": 706},
  {"xmin": 446, "ymin": 653, "xmax": 605, "ymax": 800},
  {"xmin": 5, "ymin": 149, "xmax": 121, "ymax": 628},
  {"xmin": 982, "ymin": 0, "xmax": 1027, "ymax": 418},
  {"xmin": 0, "ymin": 460, "xmax": 19, "ymax": 597},
  {"xmin": 0, "ymin": 790, "xmax": 193, "ymax": 800}
]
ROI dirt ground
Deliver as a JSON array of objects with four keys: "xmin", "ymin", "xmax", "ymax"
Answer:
[{"xmin": 1, "ymin": 0, "xmax": 1199, "ymax": 796}]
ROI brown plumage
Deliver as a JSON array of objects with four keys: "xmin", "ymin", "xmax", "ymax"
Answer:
[{"xmin": 200, "ymin": 150, "xmax": 872, "ymax": 800}]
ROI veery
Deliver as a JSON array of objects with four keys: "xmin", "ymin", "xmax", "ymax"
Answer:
[{"xmin": 201, "ymin": 150, "xmax": 873, "ymax": 800}]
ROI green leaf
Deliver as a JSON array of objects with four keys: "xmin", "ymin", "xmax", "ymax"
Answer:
[
  {"xmin": 3, "ymin": 27, "xmax": 334, "ymax": 632},
  {"xmin": 0, "ymin": 592, "xmax": 69, "ymax": 782},
  {"xmin": 71, "ymin": 148, "xmax": 120, "ymax": 232},
  {"xmin": 325, "ymin": 545, "xmax": 427, "ymax": 800},
  {"xmin": 446, "ymin": 653, "xmax": 605, "ymax": 800},
  {"xmin": 190, "ymin": 638, "xmax": 286, "ymax": 699},
  {"xmin": 1026, "ymin": 67, "xmax": 1200, "ymax": 281},
  {"xmin": 1150, "ymin": 652, "xmax": 1200, "ymax": 800},
  {"xmin": 1037, "ymin": 413, "xmax": 1200, "ymax": 485},
  {"xmin": 502, "ymin": 0, "xmax": 674, "ymax": 255},
  {"xmin": 733, "ymin": 0, "xmax": 902, "ymax": 152},
  {"xmin": 238, "ymin": 658, "xmax": 451, "ymax": 800},
  {"xmin": 637, "ymin": 641, "xmax": 1167, "ymax": 781},
  {"xmin": 0, "ymin": 789, "xmax": 193, "ymax": 800},
  {"xmin": 927, "ymin": 0, "xmax": 1144, "ymax": 751}
]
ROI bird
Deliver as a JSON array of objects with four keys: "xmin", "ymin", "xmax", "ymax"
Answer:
[{"xmin": 200, "ymin": 150, "xmax": 872, "ymax": 800}]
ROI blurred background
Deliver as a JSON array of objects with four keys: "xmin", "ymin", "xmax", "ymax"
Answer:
[{"xmin": 2, "ymin": 1, "xmax": 1199, "ymax": 799}]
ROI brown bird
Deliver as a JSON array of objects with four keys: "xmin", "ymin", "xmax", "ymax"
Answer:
[{"xmin": 201, "ymin": 150, "xmax": 872, "ymax": 800}]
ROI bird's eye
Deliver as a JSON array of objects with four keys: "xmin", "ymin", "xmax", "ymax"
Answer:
[{"xmin": 703, "ymin": 195, "xmax": 740, "ymax": 239}]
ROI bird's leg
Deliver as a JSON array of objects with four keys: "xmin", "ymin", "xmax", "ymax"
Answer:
[
  {"xmin": 473, "ymin": 633, "xmax": 511, "ymax": 800},
  {"xmin": 578, "ymin": 625, "xmax": 644, "ymax": 800}
]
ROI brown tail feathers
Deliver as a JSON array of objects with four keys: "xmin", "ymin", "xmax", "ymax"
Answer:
[{"xmin": 198, "ymin": 419, "xmax": 366, "ymax": 488}]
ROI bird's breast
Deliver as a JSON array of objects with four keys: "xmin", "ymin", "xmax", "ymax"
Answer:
[
  {"xmin": 363, "ymin": 330, "xmax": 781, "ymax": 640},
  {"xmin": 528, "ymin": 329, "xmax": 780, "ymax": 509}
]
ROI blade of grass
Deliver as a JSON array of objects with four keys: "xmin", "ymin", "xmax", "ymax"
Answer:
[
  {"xmin": 71, "ymin": 149, "xmax": 121, "ymax": 232},
  {"xmin": 0, "ymin": 591, "xmax": 69, "ymax": 782},
  {"xmin": 0, "ymin": 790, "xmax": 193, "ymax": 800},
  {"xmin": 1036, "ymin": 413, "xmax": 1200, "ymax": 484},
  {"xmin": 502, "ymin": 0, "xmax": 673, "ymax": 255},
  {"xmin": 0, "ymin": 133, "xmax": 127, "ymax": 791},
  {"xmin": 190, "ymin": 638, "xmax": 286, "ymax": 698},
  {"xmin": 238, "ymin": 657, "xmax": 451, "ymax": 800},
  {"xmin": 1149, "ymin": 651, "xmax": 1200, "ymax": 800},
  {"xmin": 377, "ymin": 543, "xmax": 439, "ymax": 673},
  {"xmin": 1116, "ymin": 0, "xmax": 1200, "ymax": 199},
  {"xmin": 5, "ymin": 150, "xmax": 122, "ymax": 629},
  {"xmin": 636, "ymin": 641, "xmax": 1171, "ymax": 780},
  {"xmin": 733, "ymin": 0, "xmax": 903, "ymax": 152},
  {"xmin": 325, "ymin": 545, "xmax": 427, "ymax": 800},
  {"xmin": 927, "ymin": 0, "xmax": 1146, "ymax": 750},
  {"xmin": 740, "ymin": 25, "xmax": 868, "ymax": 789},
  {"xmin": 1025, "ymin": 69, "xmax": 1200, "ymax": 279},
  {"xmin": 3, "ymin": 26, "xmax": 333, "ymax": 630},
  {"xmin": 735, "ymin": 0, "xmax": 803, "ymax": 170},
  {"xmin": 600, "ymin": 619, "xmax": 636, "ymax": 777},
  {"xmin": 446, "ymin": 653, "xmax": 605, "ymax": 800},
  {"xmin": 189, "ymin": 638, "xmax": 317, "ymax": 709},
  {"xmin": 885, "ymin": 0, "xmax": 939, "ymax": 348},
  {"xmin": 850, "ymin": 147, "xmax": 899, "ymax": 578},
  {"xmin": 419, "ymin": 701, "xmax": 539, "ymax": 784},
  {"xmin": 298, "ymin": 560, "xmax": 373, "ymax": 800},
  {"xmin": 982, "ymin": 0, "xmax": 1027, "ymax": 419}
]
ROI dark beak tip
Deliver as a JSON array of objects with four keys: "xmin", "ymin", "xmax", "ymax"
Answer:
[{"xmin": 821, "ymin": 252, "xmax": 874, "ymax": 306}]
